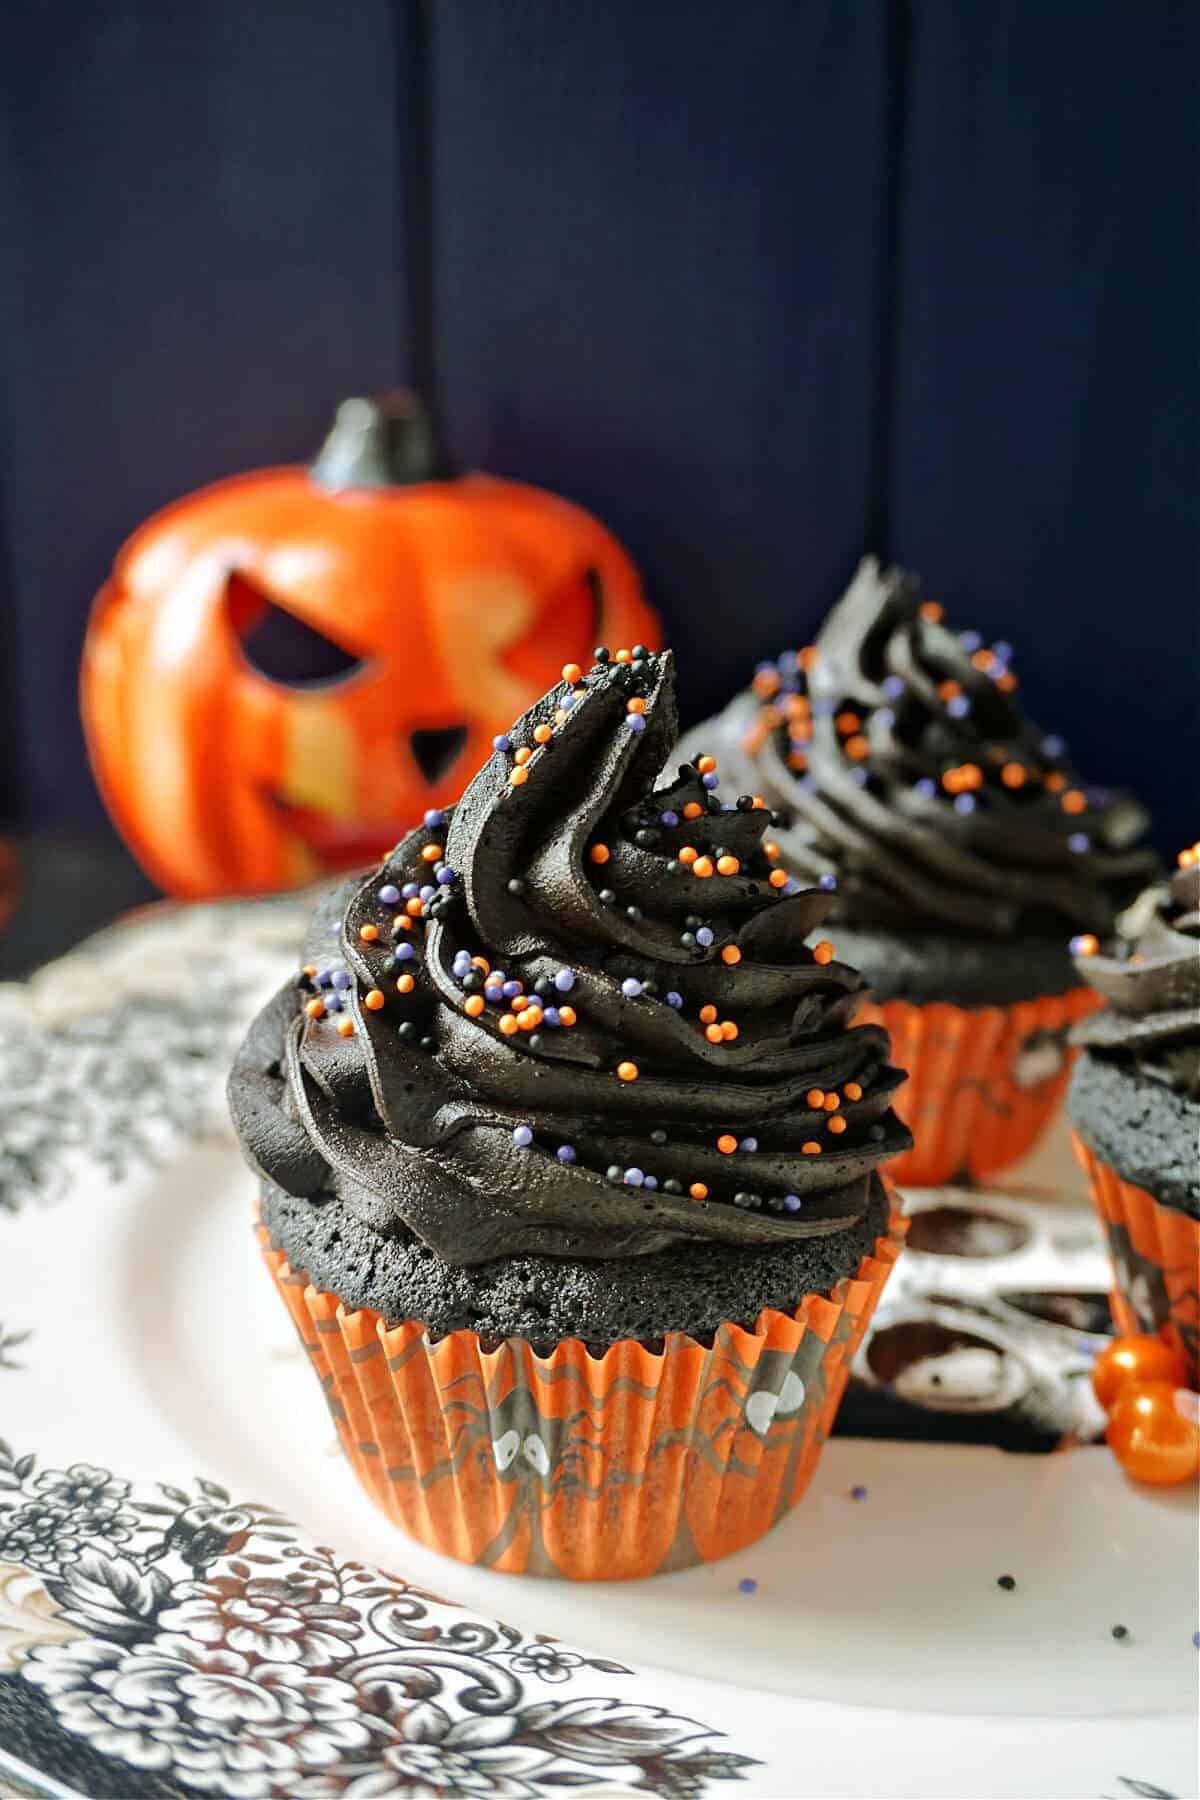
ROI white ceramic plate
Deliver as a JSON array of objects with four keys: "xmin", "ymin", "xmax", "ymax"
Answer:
[{"xmin": 0, "ymin": 900, "xmax": 1195, "ymax": 1799}]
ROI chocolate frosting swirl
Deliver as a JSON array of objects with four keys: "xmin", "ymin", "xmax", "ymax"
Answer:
[
  {"xmin": 230, "ymin": 650, "xmax": 910, "ymax": 1267},
  {"xmin": 1071, "ymin": 857, "xmax": 1200, "ymax": 1096},
  {"xmin": 680, "ymin": 557, "xmax": 1157, "ymax": 937}
]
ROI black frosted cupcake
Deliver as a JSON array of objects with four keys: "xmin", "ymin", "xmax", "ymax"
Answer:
[
  {"xmin": 679, "ymin": 557, "xmax": 1158, "ymax": 1184},
  {"xmin": 1069, "ymin": 846, "xmax": 1200, "ymax": 1383},
  {"xmin": 229, "ymin": 648, "xmax": 911, "ymax": 1578}
]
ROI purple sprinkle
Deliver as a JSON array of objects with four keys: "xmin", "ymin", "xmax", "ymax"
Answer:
[
  {"xmin": 492, "ymin": 734, "xmax": 511, "ymax": 753},
  {"xmin": 315, "ymin": 969, "xmax": 333, "ymax": 988},
  {"xmin": 1088, "ymin": 786, "xmax": 1110, "ymax": 807},
  {"xmin": 394, "ymin": 943, "xmax": 415, "ymax": 963},
  {"xmin": 665, "ymin": 990, "xmax": 684, "ymax": 1009},
  {"xmin": 701, "ymin": 771, "xmax": 719, "ymax": 789},
  {"xmin": 625, "ymin": 713, "xmax": 646, "ymax": 733},
  {"xmin": 796, "ymin": 774, "xmax": 817, "ymax": 793},
  {"xmin": 954, "ymin": 793, "xmax": 977, "ymax": 814},
  {"xmin": 402, "ymin": 883, "xmax": 419, "ymax": 900},
  {"xmin": 1068, "ymin": 833, "xmax": 1090, "ymax": 854},
  {"xmin": 783, "ymin": 877, "xmax": 802, "ymax": 895},
  {"xmin": 502, "ymin": 980, "xmax": 522, "ymax": 999},
  {"xmin": 881, "ymin": 675, "xmax": 905, "ymax": 699},
  {"xmin": 324, "ymin": 993, "xmax": 342, "ymax": 1012},
  {"xmin": 695, "ymin": 927, "xmax": 714, "ymax": 948},
  {"xmin": 812, "ymin": 697, "xmax": 836, "ymax": 719},
  {"xmin": 542, "ymin": 1006, "xmax": 561, "ymax": 1027},
  {"xmin": 331, "ymin": 920, "xmax": 342, "ymax": 935},
  {"xmin": 624, "ymin": 1168, "xmax": 644, "ymax": 1187},
  {"xmin": 850, "ymin": 1484, "xmax": 868, "ymax": 1501},
  {"xmin": 755, "ymin": 660, "xmax": 775, "ymax": 676},
  {"xmin": 621, "ymin": 977, "xmax": 643, "ymax": 998},
  {"xmin": 739, "ymin": 1137, "xmax": 758, "ymax": 1153},
  {"xmin": 819, "ymin": 872, "xmax": 838, "ymax": 891},
  {"xmin": 959, "ymin": 630, "xmax": 982, "ymax": 651},
  {"xmin": 436, "ymin": 866, "xmax": 456, "ymax": 885},
  {"xmin": 851, "ymin": 767, "xmax": 869, "ymax": 786},
  {"xmin": 660, "ymin": 810, "xmax": 680, "ymax": 827},
  {"xmin": 1193, "ymin": 1632, "xmax": 1200, "ymax": 1649},
  {"xmin": 378, "ymin": 884, "xmax": 401, "ymax": 906},
  {"xmin": 947, "ymin": 695, "xmax": 971, "ymax": 719},
  {"xmin": 738, "ymin": 1578, "xmax": 758, "ymax": 1595},
  {"xmin": 876, "ymin": 707, "xmax": 895, "ymax": 730},
  {"xmin": 643, "ymin": 1174, "xmax": 659, "ymax": 1191},
  {"xmin": 1043, "ymin": 734, "xmax": 1066, "ymax": 757},
  {"xmin": 512, "ymin": 1125, "xmax": 533, "ymax": 1149},
  {"xmin": 915, "ymin": 778, "xmax": 937, "ymax": 799},
  {"xmin": 992, "ymin": 640, "xmax": 1013, "ymax": 660},
  {"xmin": 554, "ymin": 968, "xmax": 576, "ymax": 993},
  {"xmin": 331, "ymin": 969, "xmax": 352, "ymax": 989},
  {"xmin": 491, "ymin": 971, "xmax": 507, "ymax": 987},
  {"xmin": 556, "ymin": 1144, "xmax": 576, "ymax": 1163},
  {"xmin": 424, "ymin": 809, "xmax": 444, "ymax": 828},
  {"xmin": 452, "ymin": 951, "xmax": 472, "ymax": 975},
  {"xmin": 783, "ymin": 1195, "xmax": 802, "ymax": 1213},
  {"xmin": 778, "ymin": 650, "xmax": 799, "ymax": 675},
  {"xmin": 560, "ymin": 691, "xmax": 576, "ymax": 711}
]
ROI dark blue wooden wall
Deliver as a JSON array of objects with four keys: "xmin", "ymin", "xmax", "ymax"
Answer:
[{"xmin": 2, "ymin": 0, "xmax": 1195, "ymax": 858}]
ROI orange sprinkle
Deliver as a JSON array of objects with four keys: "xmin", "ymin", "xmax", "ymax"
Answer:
[
  {"xmin": 405, "ymin": 898, "xmax": 424, "ymax": 917},
  {"xmin": 533, "ymin": 723, "xmax": 553, "ymax": 744},
  {"xmin": 509, "ymin": 767, "xmax": 528, "ymax": 787},
  {"xmin": 562, "ymin": 662, "xmax": 582, "ymax": 684},
  {"xmin": 1001, "ymin": 762, "xmax": 1027, "ymax": 788},
  {"xmin": 802, "ymin": 1141, "xmax": 822, "ymax": 1155},
  {"xmin": 919, "ymin": 600, "xmax": 944, "ymax": 622},
  {"xmin": 812, "ymin": 940, "xmax": 834, "ymax": 964},
  {"xmin": 799, "ymin": 646, "xmax": 819, "ymax": 671},
  {"xmin": 835, "ymin": 711, "xmax": 862, "ymax": 734},
  {"xmin": 510, "ymin": 994, "xmax": 529, "ymax": 1012},
  {"xmin": 971, "ymin": 648, "xmax": 995, "ymax": 671},
  {"xmin": 828, "ymin": 1115, "xmax": 847, "ymax": 1135},
  {"xmin": 845, "ymin": 734, "xmax": 870, "ymax": 761},
  {"xmin": 589, "ymin": 843, "xmax": 611, "ymax": 864},
  {"xmin": 769, "ymin": 868, "xmax": 789, "ymax": 889},
  {"xmin": 678, "ymin": 845, "xmax": 698, "ymax": 866},
  {"xmin": 359, "ymin": 923, "xmax": 380, "ymax": 942},
  {"xmin": 304, "ymin": 998, "xmax": 325, "ymax": 1019},
  {"xmin": 761, "ymin": 705, "xmax": 783, "ymax": 729},
  {"xmin": 397, "ymin": 974, "xmax": 415, "ymax": 994},
  {"xmin": 394, "ymin": 916, "xmax": 413, "ymax": 932},
  {"xmin": 683, "ymin": 801, "xmax": 704, "ymax": 820},
  {"xmin": 301, "ymin": 964, "xmax": 317, "ymax": 979},
  {"xmin": 1062, "ymin": 789, "xmax": 1087, "ymax": 814},
  {"xmin": 421, "ymin": 843, "xmax": 442, "ymax": 862},
  {"xmin": 555, "ymin": 709, "xmax": 568, "ymax": 725},
  {"xmin": 615, "ymin": 647, "xmax": 632, "ymax": 663},
  {"xmin": 364, "ymin": 989, "xmax": 385, "ymax": 1011},
  {"xmin": 823, "ymin": 1092, "xmax": 840, "ymax": 1111},
  {"xmin": 717, "ymin": 1134, "xmax": 737, "ymax": 1155},
  {"xmin": 336, "ymin": 1017, "xmax": 355, "ymax": 1038},
  {"xmin": 843, "ymin": 1080, "xmax": 863, "ymax": 1101},
  {"xmin": 996, "ymin": 672, "xmax": 1018, "ymax": 693},
  {"xmin": 696, "ymin": 754, "xmax": 717, "ymax": 775},
  {"xmin": 558, "ymin": 1005, "xmax": 577, "ymax": 1027},
  {"xmin": 806, "ymin": 1089, "xmax": 825, "ymax": 1109},
  {"xmin": 1045, "ymin": 771, "xmax": 1067, "ymax": 792},
  {"xmin": 464, "ymin": 992, "xmax": 484, "ymax": 1016},
  {"xmin": 498, "ymin": 1013, "xmax": 519, "ymax": 1036},
  {"xmin": 692, "ymin": 856, "xmax": 715, "ymax": 878},
  {"xmin": 699, "ymin": 1004, "xmax": 718, "ymax": 1024},
  {"xmin": 690, "ymin": 1182, "xmax": 709, "ymax": 1201},
  {"xmin": 616, "ymin": 1061, "xmax": 639, "ymax": 1082},
  {"xmin": 752, "ymin": 669, "xmax": 781, "ymax": 697},
  {"xmin": 751, "ymin": 796, "xmax": 767, "ymax": 810},
  {"xmin": 518, "ymin": 1008, "xmax": 542, "ymax": 1032},
  {"xmin": 514, "ymin": 746, "xmax": 532, "ymax": 766},
  {"xmin": 1074, "ymin": 933, "xmax": 1099, "ymax": 957},
  {"xmin": 705, "ymin": 1023, "xmax": 724, "ymax": 1044},
  {"xmin": 721, "ymin": 1020, "xmax": 739, "ymax": 1041},
  {"xmin": 1179, "ymin": 848, "xmax": 1197, "ymax": 868},
  {"xmin": 764, "ymin": 841, "xmax": 782, "ymax": 861},
  {"xmin": 787, "ymin": 751, "xmax": 808, "ymax": 772},
  {"xmin": 471, "ymin": 956, "xmax": 491, "ymax": 973},
  {"xmin": 626, "ymin": 696, "xmax": 646, "ymax": 715},
  {"xmin": 721, "ymin": 945, "xmax": 741, "ymax": 965},
  {"xmin": 938, "ymin": 681, "xmax": 961, "ymax": 701},
  {"xmin": 717, "ymin": 854, "xmax": 740, "ymax": 876}
]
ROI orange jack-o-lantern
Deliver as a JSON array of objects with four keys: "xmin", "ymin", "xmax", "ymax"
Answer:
[{"xmin": 82, "ymin": 393, "xmax": 657, "ymax": 896}]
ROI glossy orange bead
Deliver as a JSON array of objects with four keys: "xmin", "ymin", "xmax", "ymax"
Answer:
[
  {"xmin": 919, "ymin": 600, "xmax": 943, "ymax": 622},
  {"xmin": 359, "ymin": 923, "xmax": 380, "ymax": 941},
  {"xmin": 509, "ymin": 767, "xmax": 529, "ymax": 787},
  {"xmin": 690, "ymin": 1182, "xmax": 708, "ymax": 1201},
  {"xmin": 510, "ymin": 993, "xmax": 528, "ymax": 1011},
  {"xmin": 364, "ymin": 988, "xmax": 385, "ymax": 1011},
  {"xmin": 801, "ymin": 1141, "xmax": 822, "ymax": 1155},
  {"xmin": 699, "ymin": 1004, "xmax": 718, "ymax": 1024},
  {"xmin": 589, "ymin": 843, "xmax": 611, "ymax": 864},
  {"xmin": 806, "ymin": 1088, "xmax": 825, "ymax": 1108},
  {"xmin": 396, "ymin": 974, "xmax": 415, "ymax": 994},
  {"xmin": 683, "ymin": 801, "xmax": 704, "ymax": 820},
  {"xmin": 692, "ymin": 856, "xmax": 715, "ymax": 878},
  {"xmin": 843, "ymin": 1080, "xmax": 863, "ymax": 1101},
  {"xmin": 513, "ymin": 745, "xmax": 533, "ymax": 765},
  {"xmin": 764, "ymin": 841, "xmax": 781, "ymax": 861},
  {"xmin": 405, "ymin": 897, "xmax": 424, "ymax": 916},
  {"xmin": 721, "ymin": 1020, "xmax": 738, "ymax": 1041},
  {"xmin": 498, "ymin": 1013, "xmax": 519, "ymax": 1036},
  {"xmin": 1074, "ymin": 933, "xmax": 1099, "ymax": 957},
  {"xmin": 301, "ymin": 963, "xmax": 318, "ymax": 978},
  {"xmin": 720, "ymin": 944, "xmax": 741, "ymax": 965},
  {"xmin": 336, "ymin": 1017, "xmax": 355, "ymax": 1037},
  {"xmin": 616, "ymin": 1060, "xmax": 639, "ymax": 1081},
  {"xmin": 304, "ymin": 997, "xmax": 326, "ymax": 1019},
  {"xmin": 471, "ymin": 955, "xmax": 490, "ymax": 972},
  {"xmin": 562, "ymin": 662, "xmax": 582, "ymax": 684},
  {"xmin": 996, "ymin": 671, "xmax": 1018, "ymax": 692},
  {"xmin": 1001, "ymin": 762, "xmax": 1027, "ymax": 788},
  {"xmin": 615, "ymin": 647, "xmax": 632, "ymax": 663},
  {"xmin": 518, "ymin": 1007, "xmax": 542, "ymax": 1032},
  {"xmin": 1106, "ymin": 1380, "xmax": 1200, "ymax": 1485},
  {"xmin": 769, "ymin": 868, "xmax": 789, "ymax": 888},
  {"xmin": 533, "ymin": 723, "xmax": 553, "ymax": 744},
  {"xmin": 937, "ymin": 680, "xmax": 961, "ymax": 701},
  {"xmin": 1062, "ymin": 789, "xmax": 1088, "ymax": 814},
  {"xmin": 716, "ymin": 854, "xmax": 740, "ymax": 876},
  {"xmin": 558, "ymin": 1005, "xmax": 577, "ymax": 1027},
  {"xmin": 696, "ymin": 754, "xmax": 717, "ymax": 774},
  {"xmin": 717, "ymin": 1134, "xmax": 737, "ymax": 1155},
  {"xmin": 828, "ymin": 1115, "xmax": 847, "ymax": 1134},
  {"xmin": 705, "ymin": 1023, "xmax": 724, "ymax": 1044},
  {"xmin": 464, "ymin": 993, "xmax": 484, "ymax": 1016},
  {"xmin": 626, "ymin": 696, "xmax": 647, "ymax": 715},
  {"xmin": 678, "ymin": 845, "xmax": 698, "ymax": 865},
  {"xmin": 835, "ymin": 711, "xmax": 862, "ymax": 734},
  {"xmin": 812, "ymin": 940, "xmax": 834, "ymax": 964},
  {"xmin": 751, "ymin": 795, "xmax": 766, "ymax": 809},
  {"xmin": 845, "ymin": 734, "xmax": 870, "ymax": 760},
  {"xmin": 1045, "ymin": 770, "xmax": 1067, "ymax": 792},
  {"xmin": 1091, "ymin": 1335, "xmax": 1189, "ymax": 1410},
  {"xmin": 799, "ymin": 646, "xmax": 818, "ymax": 671},
  {"xmin": 823, "ymin": 1092, "xmax": 840, "ymax": 1111},
  {"xmin": 421, "ymin": 843, "xmax": 442, "ymax": 862}
]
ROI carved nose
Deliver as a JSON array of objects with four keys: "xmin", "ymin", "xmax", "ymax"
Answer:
[{"xmin": 410, "ymin": 725, "xmax": 468, "ymax": 784}]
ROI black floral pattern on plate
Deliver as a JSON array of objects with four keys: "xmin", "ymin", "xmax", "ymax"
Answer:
[{"xmin": 0, "ymin": 1441, "xmax": 758, "ymax": 1798}]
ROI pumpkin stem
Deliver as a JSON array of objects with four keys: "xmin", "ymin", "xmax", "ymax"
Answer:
[{"xmin": 309, "ymin": 391, "xmax": 452, "ymax": 489}]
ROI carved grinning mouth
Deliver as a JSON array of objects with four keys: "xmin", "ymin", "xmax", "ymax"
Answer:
[{"xmin": 263, "ymin": 790, "xmax": 406, "ymax": 871}]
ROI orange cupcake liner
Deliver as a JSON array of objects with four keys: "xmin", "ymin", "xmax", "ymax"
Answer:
[
  {"xmin": 258, "ymin": 1199, "xmax": 907, "ymax": 1581},
  {"xmin": 857, "ymin": 988, "xmax": 1100, "ymax": 1187},
  {"xmin": 1072, "ymin": 1133, "xmax": 1200, "ymax": 1388}
]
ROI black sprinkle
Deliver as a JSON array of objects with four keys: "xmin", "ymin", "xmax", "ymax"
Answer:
[
  {"xmin": 1111, "ymin": 1624, "xmax": 1129, "ymax": 1641},
  {"xmin": 506, "ymin": 878, "xmax": 526, "ymax": 896},
  {"xmin": 593, "ymin": 646, "xmax": 610, "ymax": 663},
  {"xmin": 996, "ymin": 1575, "xmax": 1016, "ymax": 1591}
]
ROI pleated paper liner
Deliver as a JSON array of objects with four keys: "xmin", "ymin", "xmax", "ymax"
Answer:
[
  {"xmin": 1072, "ymin": 1133, "xmax": 1200, "ymax": 1388},
  {"xmin": 258, "ymin": 1200, "xmax": 907, "ymax": 1582},
  {"xmin": 857, "ymin": 988, "xmax": 1100, "ymax": 1187}
]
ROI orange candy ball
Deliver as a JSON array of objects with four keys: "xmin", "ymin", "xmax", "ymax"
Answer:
[
  {"xmin": 705, "ymin": 1023, "xmax": 724, "ymax": 1044},
  {"xmin": 812, "ymin": 940, "xmax": 834, "ymax": 965},
  {"xmin": 690, "ymin": 1182, "xmax": 708, "ymax": 1201},
  {"xmin": 304, "ymin": 997, "xmax": 325, "ymax": 1019},
  {"xmin": 562, "ymin": 662, "xmax": 582, "ymax": 684},
  {"xmin": 533, "ymin": 723, "xmax": 553, "ymax": 744},
  {"xmin": 1091, "ymin": 1335, "xmax": 1188, "ymax": 1410},
  {"xmin": 692, "ymin": 856, "xmax": 715, "ymax": 878},
  {"xmin": 1105, "ymin": 1381, "xmax": 1200, "ymax": 1486},
  {"xmin": 717, "ymin": 1134, "xmax": 737, "ymax": 1155},
  {"xmin": 364, "ymin": 988, "xmax": 385, "ymax": 1011},
  {"xmin": 464, "ymin": 993, "xmax": 484, "ymax": 1016},
  {"xmin": 716, "ymin": 854, "xmax": 740, "ymax": 876},
  {"xmin": 683, "ymin": 801, "xmax": 704, "ymax": 820},
  {"xmin": 720, "ymin": 945, "xmax": 741, "ymax": 965},
  {"xmin": 336, "ymin": 1017, "xmax": 355, "ymax": 1038},
  {"xmin": 616, "ymin": 1061, "xmax": 639, "ymax": 1082},
  {"xmin": 509, "ymin": 767, "xmax": 528, "ymax": 787},
  {"xmin": 359, "ymin": 923, "xmax": 380, "ymax": 942},
  {"xmin": 769, "ymin": 868, "xmax": 789, "ymax": 889},
  {"xmin": 589, "ymin": 843, "xmax": 611, "ymax": 864},
  {"xmin": 396, "ymin": 974, "xmax": 415, "ymax": 994}
]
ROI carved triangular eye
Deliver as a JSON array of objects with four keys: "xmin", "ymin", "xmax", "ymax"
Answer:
[
  {"xmin": 410, "ymin": 725, "xmax": 468, "ymax": 783},
  {"xmin": 227, "ymin": 570, "xmax": 365, "ymax": 686}
]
